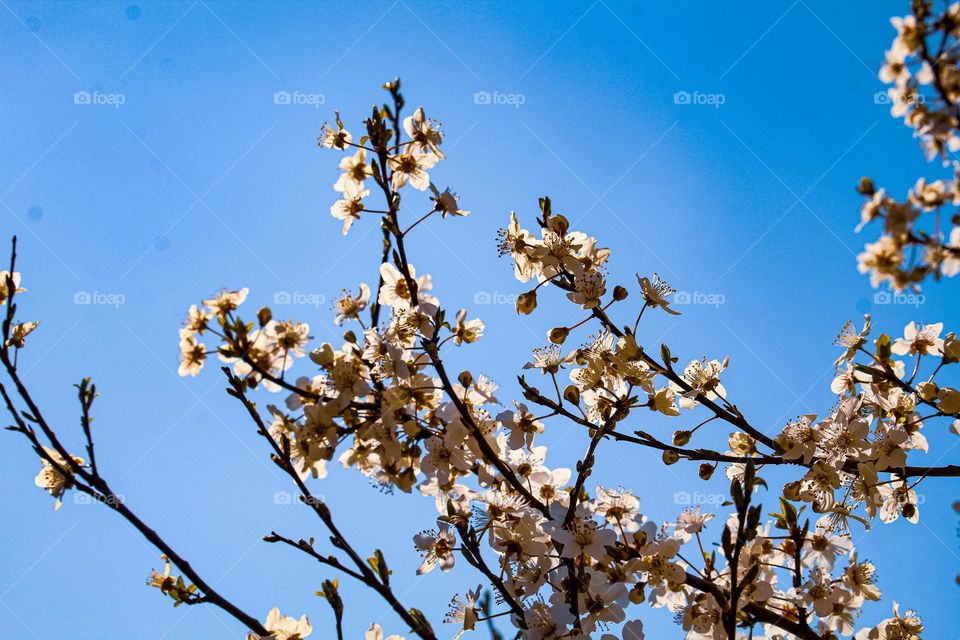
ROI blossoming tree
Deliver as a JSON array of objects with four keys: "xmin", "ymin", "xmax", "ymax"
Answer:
[{"xmin": 4, "ymin": 5, "xmax": 960, "ymax": 640}]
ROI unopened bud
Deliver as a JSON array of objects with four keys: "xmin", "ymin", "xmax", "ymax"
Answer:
[
  {"xmin": 613, "ymin": 285, "xmax": 628, "ymax": 301},
  {"xmin": 673, "ymin": 430, "xmax": 691, "ymax": 446},
  {"xmin": 549, "ymin": 214, "xmax": 569, "ymax": 236},
  {"xmin": 783, "ymin": 481, "xmax": 801, "ymax": 501},
  {"xmin": 257, "ymin": 307, "xmax": 272, "ymax": 327},
  {"xmin": 516, "ymin": 291, "xmax": 537, "ymax": 315},
  {"xmin": 662, "ymin": 450, "xmax": 680, "ymax": 465},
  {"xmin": 549, "ymin": 327, "xmax": 569, "ymax": 344}
]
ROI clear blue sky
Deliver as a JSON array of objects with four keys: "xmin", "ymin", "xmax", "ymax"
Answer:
[{"xmin": 1, "ymin": 1, "xmax": 958, "ymax": 638}]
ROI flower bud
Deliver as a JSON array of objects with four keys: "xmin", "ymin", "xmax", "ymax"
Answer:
[
  {"xmin": 516, "ymin": 290, "xmax": 537, "ymax": 315},
  {"xmin": 673, "ymin": 430, "xmax": 691, "ymax": 446},
  {"xmin": 783, "ymin": 481, "xmax": 801, "ymax": 501},
  {"xmin": 548, "ymin": 327, "xmax": 569, "ymax": 344},
  {"xmin": 458, "ymin": 370, "xmax": 474, "ymax": 388},
  {"xmin": 698, "ymin": 463, "xmax": 715, "ymax": 480},
  {"xmin": 548, "ymin": 214, "xmax": 569, "ymax": 236},
  {"xmin": 632, "ymin": 529, "xmax": 650, "ymax": 547},
  {"xmin": 563, "ymin": 385, "xmax": 581, "ymax": 405},
  {"xmin": 613, "ymin": 285, "xmax": 628, "ymax": 301},
  {"xmin": 662, "ymin": 450, "xmax": 680, "ymax": 465},
  {"xmin": 857, "ymin": 176, "xmax": 875, "ymax": 195},
  {"xmin": 257, "ymin": 306, "xmax": 272, "ymax": 327}
]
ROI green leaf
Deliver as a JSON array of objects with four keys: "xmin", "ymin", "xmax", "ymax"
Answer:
[
  {"xmin": 368, "ymin": 549, "xmax": 391, "ymax": 584},
  {"xmin": 408, "ymin": 608, "xmax": 434, "ymax": 637}
]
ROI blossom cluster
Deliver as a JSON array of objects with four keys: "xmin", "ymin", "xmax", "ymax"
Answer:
[
  {"xmin": 11, "ymin": 22, "xmax": 954, "ymax": 635},
  {"xmin": 776, "ymin": 318, "xmax": 960, "ymax": 531},
  {"xmin": 857, "ymin": 5, "xmax": 960, "ymax": 290},
  {"xmin": 163, "ymin": 79, "xmax": 951, "ymax": 639}
]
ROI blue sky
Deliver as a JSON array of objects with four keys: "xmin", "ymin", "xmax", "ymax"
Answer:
[{"xmin": 1, "ymin": 1, "xmax": 958, "ymax": 638}]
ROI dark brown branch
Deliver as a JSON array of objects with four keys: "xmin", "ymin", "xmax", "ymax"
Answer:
[
  {"xmin": 263, "ymin": 531, "xmax": 367, "ymax": 582},
  {"xmin": 685, "ymin": 572, "xmax": 821, "ymax": 640},
  {"xmin": 455, "ymin": 527, "xmax": 526, "ymax": 619},
  {"xmin": 0, "ymin": 239, "xmax": 270, "ymax": 636},
  {"xmin": 519, "ymin": 376, "xmax": 960, "ymax": 479},
  {"xmin": 0, "ymin": 381, "xmax": 269, "ymax": 635},
  {"xmin": 223, "ymin": 367, "xmax": 437, "ymax": 640},
  {"xmin": 588, "ymin": 305, "xmax": 777, "ymax": 450}
]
